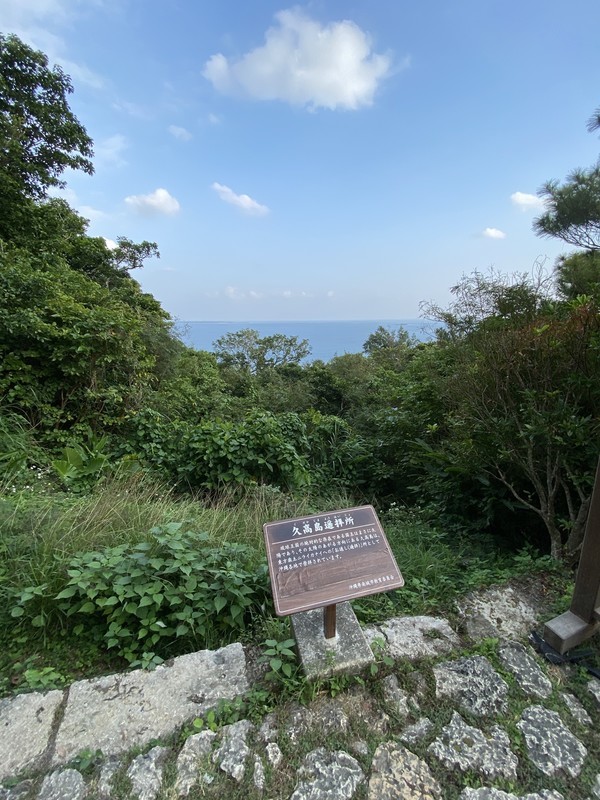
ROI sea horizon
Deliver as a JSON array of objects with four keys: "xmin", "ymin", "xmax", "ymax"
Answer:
[{"xmin": 176, "ymin": 318, "xmax": 440, "ymax": 363}]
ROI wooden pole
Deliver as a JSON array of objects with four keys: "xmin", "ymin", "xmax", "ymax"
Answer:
[
  {"xmin": 544, "ymin": 457, "xmax": 600, "ymax": 653},
  {"xmin": 324, "ymin": 604, "xmax": 337, "ymax": 639}
]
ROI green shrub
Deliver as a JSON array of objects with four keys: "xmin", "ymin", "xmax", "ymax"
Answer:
[
  {"xmin": 11, "ymin": 523, "xmax": 270, "ymax": 666},
  {"xmin": 126, "ymin": 409, "xmax": 311, "ymax": 491}
]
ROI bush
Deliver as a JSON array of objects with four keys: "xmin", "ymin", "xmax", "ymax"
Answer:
[{"xmin": 10, "ymin": 523, "xmax": 270, "ymax": 667}]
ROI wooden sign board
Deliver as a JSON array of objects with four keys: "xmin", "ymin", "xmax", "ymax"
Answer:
[{"xmin": 263, "ymin": 505, "xmax": 404, "ymax": 616}]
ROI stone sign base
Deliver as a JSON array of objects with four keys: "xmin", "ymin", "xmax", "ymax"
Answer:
[
  {"xmin": 291, "ymin": 601, "xmax": 374, "ymax": 680},
  {"xmin": 543, "ymin": 609, "xmax": 600, "ymax": 654}
]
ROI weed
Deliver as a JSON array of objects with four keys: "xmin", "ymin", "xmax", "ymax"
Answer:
[
  {"xmin": 68, "ymin": 748, "xmax": 104, "ymax": 774},
  {"xmin": 260, "ymin": 637, "xmax": 297, "ymax": 680}
]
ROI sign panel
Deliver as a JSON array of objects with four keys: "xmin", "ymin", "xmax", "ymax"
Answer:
[{"xmin": 263, "ymin": 505, "xmax": 404, "ymax": 616}]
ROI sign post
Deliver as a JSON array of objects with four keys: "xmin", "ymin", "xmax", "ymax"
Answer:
[
  {"xmin": 544, "ymin": 458, "xmax": 600, "ymax": 654},
  {"xmin": 324, "ymin": 604, "xmax": 336, "ymax": 639},
  {"xmin": 263, "ymin": 505, "xmax": 404, "ymax": 678}
]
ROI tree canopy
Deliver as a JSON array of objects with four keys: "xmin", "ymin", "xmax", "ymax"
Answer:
[
  {"xmin": 214, "ymin": 329, "xmax": 311, "ymax": 374},
  {"xmin": 0, "ymin": 34, "xmax": 93, "ymax": 199},
  {"xmin": 534, "ymin": 166, "xmax": 600, "ymax": 251},
  {"xmin": 533, "ymin": 103, "xmax": 600, "ymax": 251}
]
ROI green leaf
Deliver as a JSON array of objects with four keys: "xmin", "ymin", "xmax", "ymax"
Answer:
[
  {"xmin": 213, "ymin": 596, "xmax": 227, "ymax": 613},
  {"xmin": 79, "ymin": 601, "xmax": 96, "ymax": 613},
  {"xmin": 55, "ymin": 586, "xmax": 78, "ymax": 599},
  {"xmin": 269, "ymin": 658, "xmax": 282, "ymax": 672}
]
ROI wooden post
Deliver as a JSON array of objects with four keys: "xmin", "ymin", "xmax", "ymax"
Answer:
[
  {"xmin": 544, "ymin": 457, "xmax": 600, "ymax": 654},
  {"xmin": 324, "ymin": 604, "xmax": 337, "ymax": 639}
]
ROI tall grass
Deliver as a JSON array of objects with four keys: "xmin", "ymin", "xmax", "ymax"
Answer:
[{"xmin": 0, "ymin": 473, "xmax": 354, "ymax": 599}]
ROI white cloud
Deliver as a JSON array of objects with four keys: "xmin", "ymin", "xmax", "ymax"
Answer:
[
  {"xmin": 0, "ymin": 0, "xmax": 68, "ymax": 27},
  {"xmin": 327, "ymin": 290, "xmax": 335, "ymax": 297},
  {"xmin": 79, "ymin": 204, "xmax": 107, "ymax": 222},
  {"xmin": 208, "ymin": 113, "xmax": 221, "ymax": 125},
  {"xmin": 203, "ymin": 8, "xmax": 395, "ymax": 110},
  {"xmin": 224, "ymin": 285, "xmax": 244, "ymax": 299},
  {"xmin": 48, "ymin": 185, "xmax": 107, "ymax": 223},
  {"xmin": 211, "ymin": 182, "xmax": 269, "ymax": 216},
  {"xmin": 249, "ymin": 290, "xmax": 263, "ymax": 299},
  {"xmin": 482, "ymin": 227, "xmax": 506, "ymax": 239},
  {"xmin": 125, "ymin": 188, "xmax": 181, "ymax": 216},
  {"xmin": 0, "ymin": 0, "xmax": 104, "ymax": 88},
  {"xmin": 282, "ymin": 290, "xmax": 292, "ymax": 298},
  {"xmin": 112, "ymin": 100, "xmax": 150, "ymax": 119},
  {"xmin": 168, "ymin": 125, "xmax": 193, "ymax": 141},
  {"xmin": 510, "ymin": 191, "xmax": 544, "ymax": 211},
  {"xmin": 104, "ymin": 238, "xmax": 118, "ymax": 250},
  {"xmin": 95, "ymin": 134, "xmax": 128, "ymax": 168}
]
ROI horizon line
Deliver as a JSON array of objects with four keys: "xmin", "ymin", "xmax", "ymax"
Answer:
[{"xmin": 176, "ymin": 318, "xmax": 434, "ymax": 324}]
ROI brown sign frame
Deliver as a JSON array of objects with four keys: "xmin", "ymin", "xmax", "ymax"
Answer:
[{"xmin": 263, "ymin": 504, "xmax": 404, "ymax": 616}]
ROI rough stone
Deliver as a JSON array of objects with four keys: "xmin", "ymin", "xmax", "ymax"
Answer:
[
  {"xmin": 258, "ymin": 713, "xmax": 278, "ymax": 742},
  {"xmin": 174, "ymin": 731, "xmax": 216, "ymax": 796},
  {"xmin": 292, "ymin": 601, "xmax": 375, "ymax": 679},
  {"xmin": 587, "ymin": 678, "xmax": 600, "ymax": 705},
  {"xmin": 498, "ymin": 642, "xmax": 552, "ymax": 699},
  {"xmin": 517, "ymin": 705, "xmax": 587, "ymax": 777},
  {"xmin": 428, "ymin": 712, "xmax": 517, "ymax": 780},
  {"xmin": 37, "ymin": 769, "xmax": 86, "ymax": 800},
  {"xmin": 253, "ymin": 755, "xmax": 266, "ymax": 792},
  {"xmin": 456, "ymin": 585, "xmax": 539, "ymax": 641},
  {"xmin": 591, "ymin": 773, "xmax": 600, "ymax": 798},
  {"xmin": 459, "ymin": 789, "xmax": 564, "ymax": 799},
  {"xmin": 266, "ymin": 742, "xmax": 283, "ymax": 768},
  {"xmin": 560, "ymin": 691, "xmax": 592, "ymax": 727},
  {"xmin": 0, "ymin": 781, "xmax": 33, "ymax": 800},
  {"xmin": 380, "ymin": 674, "xmax": 411, "ymax": 718},
  {"xmin": 400, "ymin": 717, "xmax": 435, "ymax": 745},
  {"xmin": 337, "ymin": 686, "xmax": 390, "ymax": 733},
  {"xmin": 350, "ymin": 740, "xmax": 369, "ymax": 757},
  {"xmin": 0, "ymin": 689, "xmax": 63, "ymax": 781},
  {"xmin": 433, "ymin": 655, "xmax": 509, "ymax": 716},
  {"xmin": 52, "ymin": 644, "xmax": 247, "ymax": 764},
  {"xmin": 95, "ymin": 758, "xmax": 120, "ymax": 799},
  {"xmin": 368, "ymin": 742, "xmax": 442, "ymax": 800},
  {"xmin": 290, "ymin": 748, "xmax": 364, "ymax": 800},
  {"xmin": 285, "ymin": 699, "xmax": 349, "ymax": 745},
  {"xmin": 213, "ymin": 719, "xmax": 254, "ymax": 782},
  {"xmin": 127, "ymin": 746, "xmax": 169, "ymax": 800},
  {"xmin": 365, "ymin": 616, "xmax": 459, "ymax": 660}
]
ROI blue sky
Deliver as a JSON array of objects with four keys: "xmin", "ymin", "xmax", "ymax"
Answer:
[{"xmin": 2, "ymin": 1, "xmax": 600, "ymax": 321}]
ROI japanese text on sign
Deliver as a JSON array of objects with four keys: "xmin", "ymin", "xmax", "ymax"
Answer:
[{"xmin": 263, "ymin": 505, "xmax": 404, "ymax": 616}]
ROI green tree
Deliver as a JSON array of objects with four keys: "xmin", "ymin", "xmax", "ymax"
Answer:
[
  {"xmin": 112, "ymin": 237, "xmax": 160, "ymax": 274},
  {"xmin": 423, "ymin": 271, "xmax": 600, "ymax": 561},
  {"xmin": 214, "ymin": 329, "xmax": 311, "ymax": 374},
  {"xmin": 0, "ymin": 243, "xmax": 172, "ymax": 439},
  {"xmin": 363, "ymin": 325, "xmax": 415, "ymax": 355},
  {"xmin": 0, "ymin": 34, "xmax": 93, "ymax": 199},
  {"xmin": 555, "ymin": 250, "xmax": 600, "ymax": 300},
  {"xmin": 533, "ymin": 104, "xmax": 600, "ymax": 251},
  {"xmin": 534, "ymin": 166, "xmax": 600, "ymax": 251},
  {"xmin": 363, "ymin": 324, "xmax": 418, "ymax": 372}
]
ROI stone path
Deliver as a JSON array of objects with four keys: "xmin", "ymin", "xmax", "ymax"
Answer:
[{"xmin": 1, "ymin": 583, "xmax": 599, "ymax": 799}]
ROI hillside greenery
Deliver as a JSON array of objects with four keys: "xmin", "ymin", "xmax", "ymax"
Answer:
[{"xmin": 1, "ymin": 35, "xmax": 599, "ymax": 692}]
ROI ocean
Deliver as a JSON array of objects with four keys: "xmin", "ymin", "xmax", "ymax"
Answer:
[{"xmin": 176, "ymin": 319, "xmax": 440, "ymax": 363}]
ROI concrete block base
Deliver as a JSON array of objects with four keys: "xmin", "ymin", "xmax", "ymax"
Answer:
[
  {"xmin": 543, "ymin": 610, "xmax": 600, "ymax": 655},
  {"xmin": 291, "ymin": 601, "xmax": 374, "ymax": 681}
]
